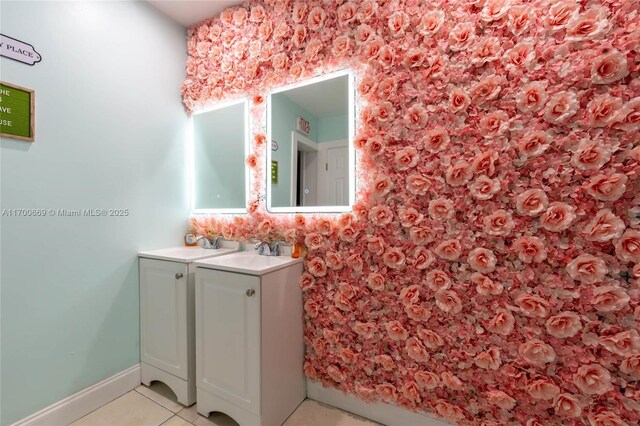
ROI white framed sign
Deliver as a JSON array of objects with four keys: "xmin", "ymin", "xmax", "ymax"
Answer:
[
  {"xmin": 296, "ymin": 116, "xmax": 310, "ymax": 135},
  {"xmin": 0, "ymin": 34, "xmax": 41, "ymax": 66}
]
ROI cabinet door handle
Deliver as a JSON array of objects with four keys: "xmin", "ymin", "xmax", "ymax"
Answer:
[
  {"xmin": 246, "ymin": 289, "xmax": 255, "ymax": 297},
  {"xmin": 175, "ymin": 273, "xmax": 184, "ymax": 279}
]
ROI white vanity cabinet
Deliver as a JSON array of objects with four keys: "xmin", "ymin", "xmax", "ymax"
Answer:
[
  {"xmin": 138, "ymin": 245, "xmax": 239, "ymax": 406},
  {"xmin": 194, "ymin": 253, "xmax": 305, "ymax": 426}
]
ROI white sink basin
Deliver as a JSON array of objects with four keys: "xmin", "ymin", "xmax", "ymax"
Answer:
[
  {"xmin": 138, "ymin": 244, "xmax": 239, "ymax": 262},
  {"xmin": 194, "ymin": 252, "xmax": 303, "ymax": 276}
]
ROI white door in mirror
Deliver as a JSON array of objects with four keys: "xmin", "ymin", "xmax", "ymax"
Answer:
[{"xmin": 324, "ymin": 145, "xmax": 348, "ymax": 206}]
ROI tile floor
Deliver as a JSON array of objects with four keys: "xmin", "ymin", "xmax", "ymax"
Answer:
[{"xmin": 70, "ymin": 382, "xmax": 378, "ymax": 426}]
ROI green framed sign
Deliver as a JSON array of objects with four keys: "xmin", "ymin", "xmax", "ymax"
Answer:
[{"xmin": 0, "ymin": 81, "xmax": 35, "ymax": 142}]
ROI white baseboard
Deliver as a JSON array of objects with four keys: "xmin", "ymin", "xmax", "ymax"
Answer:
[
  {"xmin": 11, "ymin": 364, "xmax": 141, "ymax": 426},
  {"xmin": 307, "ymin": 380, "xmax": 451, "ymax": 426}
]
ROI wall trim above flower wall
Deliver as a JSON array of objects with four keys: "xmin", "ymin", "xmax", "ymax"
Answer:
[{"xmin": 183, "ymin": 1, "xmax": 640, "ymax": 424}]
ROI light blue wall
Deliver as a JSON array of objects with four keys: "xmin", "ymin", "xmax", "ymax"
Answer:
[
  {"xmin": 270, "ymin": 93, "xmax": 318, "ymax": 207},
  {"xmin": 193, "ymin": 103, "xmax": 246, "ymax": 209},
  {"xmin": 318, "ymin": 115, "xmax": 348, "ymax": 143},
  {"xmin": 0, "ymin": 2, "xmax": 189, "ymax": 424}
]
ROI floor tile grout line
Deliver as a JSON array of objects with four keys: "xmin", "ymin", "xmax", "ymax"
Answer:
[
  {"xmin": 68, "ymin": 390, "xmax": 138, "ymax": 425},
  {"xmin": 134, "ymin": 387, "xmax": 182, "ymax": 415}
]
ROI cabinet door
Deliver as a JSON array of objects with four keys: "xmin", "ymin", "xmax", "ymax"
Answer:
[
  {"xmin": 196, "ymin": 268, "xmax": 260, "ymax": 414},
  {"xmin": 140, "ymin": 258, "xmax": 189, "ymax": 380}
]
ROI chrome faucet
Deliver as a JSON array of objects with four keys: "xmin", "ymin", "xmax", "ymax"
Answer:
[
  {"xmin": 255, "ymin": 241, "xmax": 272, "ymax": 256},
  {"xmin": 185, "ymin": 233, "xmax": 219, "ymax": 249},
  {"xmin": 272, "ymin": 242, "xmax": 283, "ymax": 256},
  {"xmin": 210, "ymin": 236, "xmax": 220, "ymax": 249}
]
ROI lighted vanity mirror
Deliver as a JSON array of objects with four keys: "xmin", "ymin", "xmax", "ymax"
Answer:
[
  {"xmin": 190, "ymin": 98, "xmax": 249, "ymax": 214},
  {"xmin": 267, "ymin": 69, "xmax": 355, "ymax": 213}
]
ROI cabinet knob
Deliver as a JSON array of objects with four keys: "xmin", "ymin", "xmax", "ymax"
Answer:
[
  {"xmin": 175, "ymin": 273, "xmax": 184, "ymax": 279},
  {"xmin": 246, "ymin": 289, "xmax": 255, "ymax": 297}
]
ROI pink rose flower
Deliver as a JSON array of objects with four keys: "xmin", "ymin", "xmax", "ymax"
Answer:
[
  {"xmin": 471, "ymin": 150, "xmax": 498, "ymax": 176},
  {"xmin": 404, "ymin": 104, "xmax": 428, "ymax": 130},
  {"xmin": 469, "ymin": 175, "xmax": 501, "ymax": 200},
  {"xmin": 303, "ymin": 361, "xmax": 317, "ymax": 379},
  {"xmin": 412, "ymin": 246, "xmax": 434, "ymax": 270},
  {"xmin": 588, "ymin": 411, "xmax": 629, "ymax": 426},
  {"xmin": 406, "ymin": 174, "xmax": 431, "ymax": 196},
  {"xmin": 435, "ymin": 400, "xmax": 465, "ymax": 422},
  {"xmin": 316, "ymin": 218, "xmax": 334, "ymax": 236},
  {"xmin": 291, "ymin": 2, "xmax": 308, "ymax": 23},
  {"xmin": 415, "ymin": 371, "xmax": 439, "ymax": 390},
  {"xmin": 468, "ymin": 248, "xmax": 497, "ymax": 273},
  {"xmin": 366, "ymin": 236, "xmax": 385, "ymax": 255},
  {"xmin": 470, "ymin": 37, "xmax": 503, "ymax": 66},
  {"xmin": 517, "ymin": 294, "xmax": 550, "ymax": 318},
  {"xmin": 273, "ymin": 22, "xmax": 291, "ymax": 40},
  {"xmin": 544, "ymin": 91, "xmax": 579, "ymax": 124},
  {"xmin": 546, "ymin": 312, "xmax": 582, "ymax": 338},
  {"xmin": 394, "ymin": 146, "xmax": 420, "ymax": 170},
  {"xmin": 585, "ymin": 173, "xmax": 628, "ymax": 201},
  {"xmin": 553, "ymin": 393, "xmax": 582, "ymax": 417},
  {"xmin": 365, "ymin": 135, "xmax": 385, "ymax": 157},
  {"xmin": 513, "ymin": 235, "xmax": 547, "ymax": 263},
  {"xmin": 473, "ymin": 273, "xmax": 503, "ymax": 296},
  {"xmin": 383, "ymin": 247, "xmax": 406, "ymax": 269},
  {"xmin": 504, "ymin": 42, "xmax": 536, "ymax": 72},
  {"xmin": 591, "ymin": 49, "xmax": 629, "ymax": 84},
  {"xmin": 292, "ymin": 25, "xmax": 307, "ymax": 48},
  {"xmin": 479, "ymin": 110, "xmax": 510, "ymax": 139},
  {"xmin": 336, "ymin": 2, "xmax": 357, "ymax": 26},
  {"xmin": 304, "ymin": 232, "xmax": 325, "ymax": 251},
  {"xmin": 540, "ymin": 202, "xmax": 576, "ymax": 232},
  {"xmin": 435, "ymin": 239, "xmax": 462, "ymax": 261},
  {"xmin": 410, "ymin": 227, "xmax": 435, "ymax": 245},
  {"xmin": 307, "ymin": 257, "xmax": 327, "ymax": 277},
  {"xmin": 573, "ymin": 363, "xmax": 611, "ymax": 395},
  {"xmin": 326, "ymin": 251, "xmax": 344, "ymax": 271},
  {"xmin": 419, "ymin": 10, "xmax": 445, "ymax": 36},
  {"xmin": 448, "ymin": 22, "xmax": 476, "ymax": 52},
  {"xmin": 399, "ymin": 284, "xmax": 420, "ymax": 306},
  {"xmin": 304, "ymin": 39, "xmax": 323, "ymax": 62},
  {"xmin": 405, "ymin": 304, "xmax": 431, "ymax": 322},
  {"xmin": 435, "ymin": 289, "xmax": 463, "ymax": 314},
  {"xmin": 376, "ymin": 383, "xmax": 397, "ymax": 403},
  {"xmin": 516, "ymin": 189, "xmax": 549, "ymax": 216},
  {"xmin": 406, "ymin": 337, "xmax": 429, "ymax": 363},
  {"xmin": 519, "ymin": 339, "xmax": 556, "ymax": 365},
  {"xmin": 566, "ymin": 254, "xmax": 607, "ymax": 284},
  {"xmin": 613, "ymin": 97, "xmax": 640, "ymax": 131},
  {"xmin": 374, "ymin": 101, "xmax": 395, "ymax": 124},
  {"xmin": 307, "ymin": 7, "xmax": 326, "ymax": 31},
  {"xmin": 398, "ymin": 207, "xmax": 424, "ymax": 228},
  {"xmin": 332, "ymin": 35, "xmax": 353, "ymax": 57},
  {"xmin": 600, "ymin": 330, "xmax": 640, "ymax": 356},
  {"xmin": 481, "ymin": 0, "xmax": 512, "ymax": 22},
  {"xmin": 572, "ymin": 140, "xmax": 612, "ymax": 171},
  {"xmin": 621, "ymin": 355, "xmax": 640, "ymax": 379},
  {"xmin": 446, "ymin": 160, "xmax": 473, "ymax": 187},
  {"xmin": 424, "ymin": 127, "xmax": 450, "ymax": 152},
  {"xmin": 526, "ymin": 379, "xmax": 560, "ymax": 400},
  {"xmin": 508, "ymin": 5, "xmax": 534, "ymax": 35},
  {"xmin": 401, "ymin": 381, "xmax": 422, "ymax": 403},
  {"xmin": 470, "ymin": 76, "xmax": 503, "ymax": 105},
  {"xmin": 475, "ymin": 347, "xmax": 502, "ymax": 370},
  {"xmin": 334, "ymin": 292, "xmax": 353, "ymax": 311},
  {"xmin": 385, "ymin": 320, "xmax": 409, "ymax": 341},
  {"xmin": 372, "ymin": 173, "xmax": 393, "ymax": 197},
  {"xmin": 327, "ymin": 365, "xmax": 345, "ymax": 382},
  {"xmin": 357, "ymin": 0, "xmax": 378, "ymax": 23},
  {"xmin": 593, "ymin": 286, "xmax": 630, "ymax": 313},
  {"xmin": 304, "ymin": 299, "xmax": 320, "ymax": 318},
  {"xmin": 586, "ymin": 94, "xmax": 623, "ymax": 128},
  {"xmin": 377, "ymin": 77, "xmax": 397, "ymax": 99},
  {"xmin": 615, "ymin": 230, "xmax": 640, "ymax": 263},
  {"xmin": 338, "ymin": 226, "xmax": 359, "ymax": 243},
  {"xmin": 354, "ymin": 24, "xmax": 375, "ymax": 44},
  {"xmin": 449, "ymin": 89, "xmax": 471, "ymax": 113},
  {"xmin": 369, "ymin": 205, "xmax": 394, "ymax": 227},
  {"xmin": 487, "ymin": 309, "xmax": 515, "ymax": 335},
  {"xmin": 418, "ymin": 326, "xmax": 445, "ymax": 348},
  {"xmin": 517, "ymin": 130, "xmax": 551, "ymax": 158},
  {"xmin": 387, "ymin": 11, "xmax": 409, "ymax": 37},
  {"xmin": 487, "ymin": 390, "xmax": 516, "ymax": 410},
  {"xmin": 583, "ymin": 209, "xmax": 625, "ymax": 242},
  {"xmin": 429, "ymin": 197, "xmax": 454, "ymax": 221},
  {"xmin": 353, "ymin": 322, "xmax": 376, "ymax": 339},
  {"xmin": 565, "ymin": 7, "xmax": 610, "ymax": 42},
  {"xmin": 377, "ymin": 45, "xmax": 395, "ymax": 69},
  {"xmin": 299, "ymin": 273, "xmax": 315, "ymax": 291},
  {"xmin": 546, "ymin": 1, "xmax": 579, "ymax": 30},
  {"xmin": 374, "ymin": 354, "xmax": 395, "ymax": 371},
  {"xmin": 367, "ymin": 272, "xmax": 385, "ymax": 291},
  {"xmin": 427, "ymin": 269, "xmax": 452, "ymax": 291},
  {"xmin": 484, "ymin": 209, "xmax": 515, "ymax": 236},
  {"xmin": 442, "ymin": 371, "xmax": 464, "ymax": 391}
]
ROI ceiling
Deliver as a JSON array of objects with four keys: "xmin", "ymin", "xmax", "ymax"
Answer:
[
  {"xmin": 282, "ymin": 75, "xmax": 349, "ymax": 118},
  {"xmin": 146, "ymin": 0, "xmax": 242, "ymax": 27}
]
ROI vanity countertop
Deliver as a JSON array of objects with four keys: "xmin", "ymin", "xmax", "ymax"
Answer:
[
  {"xmin": 194, "ymin": 251, "xmax": 303, "ymax": 276},
  {"xmin": 138, "ymin": 244, "xmax": 239, "ymax": 263}
]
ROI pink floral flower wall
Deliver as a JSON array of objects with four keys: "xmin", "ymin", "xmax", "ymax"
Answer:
[{"xmin": 183, "ymin": 0, "xmax": 640, "ymax": 424}]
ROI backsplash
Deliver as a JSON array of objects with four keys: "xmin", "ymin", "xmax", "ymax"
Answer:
[{"xmin": 183, "ymin": 1, "xmax": 640, "ymax": 424}]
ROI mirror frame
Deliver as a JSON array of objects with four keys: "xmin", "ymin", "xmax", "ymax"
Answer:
[
  {"xmin": 189, "ymin": 97, "xmax": 250, "ymax": 215},
  {"xmin": 266, "ymin": 69, "xmax": 356, "ymax": 214}
]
